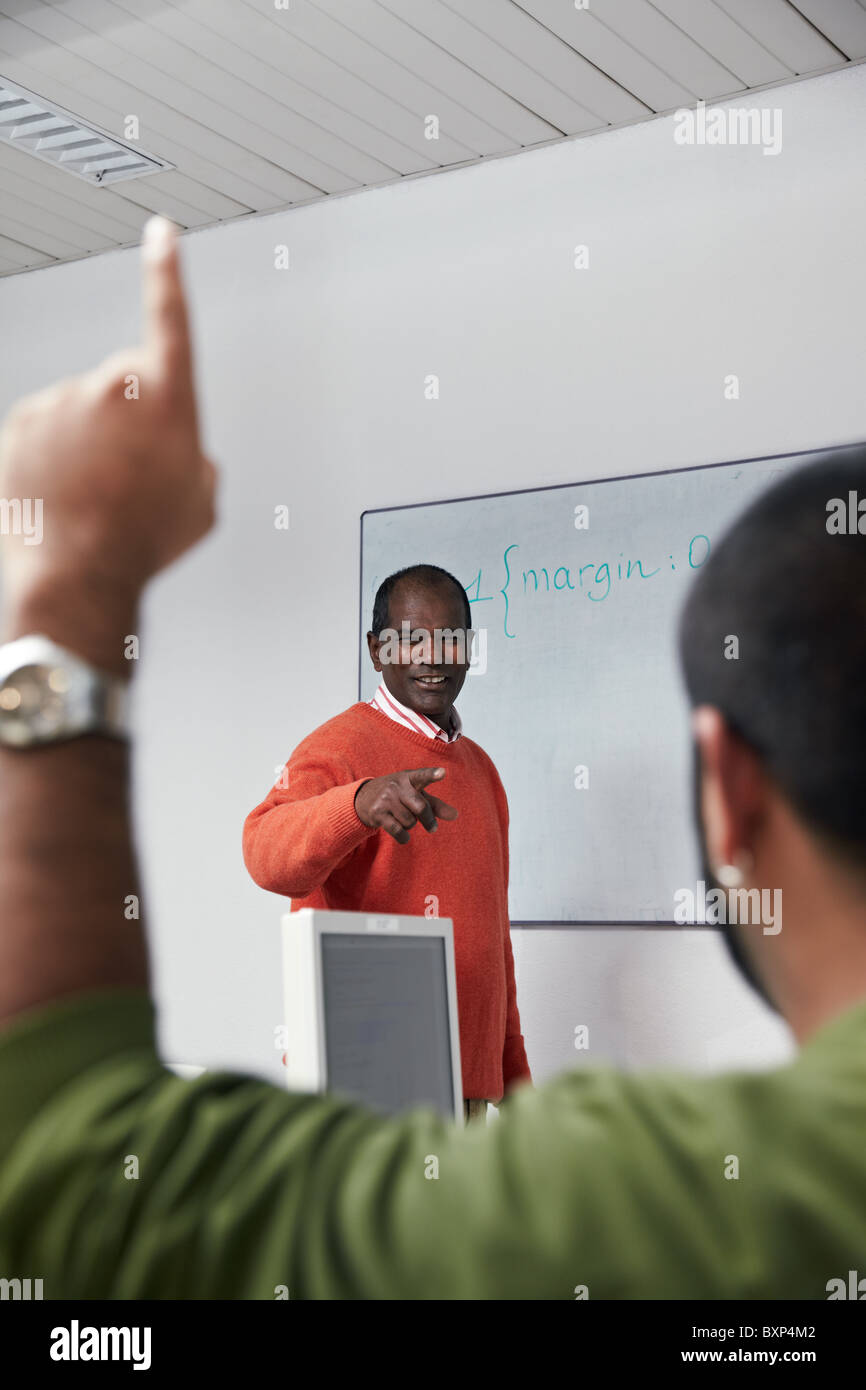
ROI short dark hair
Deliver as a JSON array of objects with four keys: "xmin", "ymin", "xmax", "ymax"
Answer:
[
  {"xmin": 678, "ymin": 445, "xmax": 866, "ymax": 872},
  {"xmin": 371, "ymin": 563, "xmax": 472, "ymax": 637}
]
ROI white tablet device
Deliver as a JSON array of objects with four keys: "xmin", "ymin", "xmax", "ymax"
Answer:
[{"xmin": 281, "ymin": 908, "xmax": 463, "ymax": 1123}]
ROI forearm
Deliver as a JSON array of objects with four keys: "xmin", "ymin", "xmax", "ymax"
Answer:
[
  {"xmin": 243, "ymin": 777, "xmax": 376, "ymax": 896},
  {"xmin": 0, "ymin": 586, "xmax": 149, "ymax": 1027}
]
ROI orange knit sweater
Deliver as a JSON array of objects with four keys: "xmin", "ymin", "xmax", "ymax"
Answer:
[{"xmin": 242, "ymin": 702, "xmax": 532, "ymax": 1103}]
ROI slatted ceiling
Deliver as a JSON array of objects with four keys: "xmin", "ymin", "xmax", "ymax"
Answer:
[
  {"xmin": 0, "ymin": 170, "xmax": 134, "ymax": 247},
  {"xmin": 0, "ymin": 0, "xmax": 862, "ymax": 278},
  {"xmin": 512, "ymin": 0, "xmax": 694, "ymax": 111},
  {"xmin": 442, "ymin": 0, "xmax": 650, "ymax": 125},
  {"xmin": 8, "ymin": 0, "xmax": 357, "ymax": 196},
  {"xmin": 0, "ymin": 8, "xmax": 319, "ymax": 205},
  {"xmin": 573, "ymin": 0, "xmax": 743, "ymax": 101},
  {"xmin": 0, "ymin": 59, "xmax": 309, "ymax": 216},
  {"xmin": 0, "ymin": 189, "xmax": 117, "ymax": 249},
  {"xmin": 127, "ymin": 169, "xmax": 247, "ymax": 226},
  {"xmin": 0, "ymin": 65, "xmax": 266, "ymax": 221},
  {"xmin": 0, "ymin": 207, "xmax": 84, "ymax": 257},
  {"xmin": 647, "ymin": 0, "xmax": 792, "ymax": 87},
  {"xmin": 365, "ymin": 0, "xmax": 598, "ymax": 137},
  {"xmin": 186, "ymin": 0, "xmax": 478, "ymax": 171},
  {"xmin": 790, "ymin": 0, "xmax": 866, "ymax": 60},
  {"xmin": 123, "ymin": 0, "xmax": 436, "ymax": 180},
  {"xmin": 75, "ymin": 0, "xmax": 400, "ymax": 190},
  {"xmin": 0, "ymin": 230, "xmax": 52, "ymax": 266},
  {"xmin": 0, "ymin": 207, "xmax": 98, "ymax": 259},
  {"xmin": 0, "ymin": 140, "xmax": 151, "ymax": 236},
  {"xmin": 166, "ymin": 0, "xmax": 460, "ymax": 175},
  {"xmin": 288, "ymin": 0, "xmax": 553, "ymax": 152},
  {"xmin": 103, "ymin": 172, "xmax": 235, "ymax": 230},
  {"xmin": 0, "ymin": 42, "xmax": 272, "ymax": 223},
  {"xmin": 714, "ymin": 0, "xmax": 846, "ymax": 73},
  {"xmin": 402, "ymin": 0, "xmax": 601, "ymax": 136},
  {"xmin": 0, "ymin": 92, "xmax": 250, "ymax": 228}
]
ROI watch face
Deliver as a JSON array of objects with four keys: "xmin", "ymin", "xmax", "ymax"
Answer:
[{"xmin": 0, "ymin": 661, "xmax": 87, "ymax": 745}]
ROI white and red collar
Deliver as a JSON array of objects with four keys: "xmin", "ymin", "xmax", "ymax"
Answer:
[{"xmin": 369, "ymin": 680, "xmax": 463, "ymax": 743}]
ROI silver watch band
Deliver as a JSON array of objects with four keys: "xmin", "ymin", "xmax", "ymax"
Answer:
[
  {"xmin": 0, "ymin": 634, "xmax": 130, "ymax": 746},
  {"xmin": 92, "ymin": 664, "xmax": 130, "ymax": 738}
]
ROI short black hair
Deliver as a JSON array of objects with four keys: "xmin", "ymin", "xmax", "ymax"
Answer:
[
  {"xmin": 678, "ymin": 445, "xmax": 866, "ymax": 873},
  {"xmin": 371, "ymin": 563, "xmax": 472, "ymax": 636}
]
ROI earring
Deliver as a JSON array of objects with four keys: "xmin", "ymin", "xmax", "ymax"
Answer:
[{"xmin": 716, "ymin": 849, "xmax": 755, "ymax": 888}]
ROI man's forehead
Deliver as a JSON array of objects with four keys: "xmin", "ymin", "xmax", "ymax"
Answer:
[{"xmin": 389, "ymin": 580, "xmax": 463, "ymax": 619}]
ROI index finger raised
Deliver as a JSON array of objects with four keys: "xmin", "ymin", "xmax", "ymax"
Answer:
[{"xmin": 141, "ymin": 217, "xmax": 195, "ymax": 398}]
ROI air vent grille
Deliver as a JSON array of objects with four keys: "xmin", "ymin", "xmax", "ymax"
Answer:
[{"xmin": 0, "ymin": 79, "xmax": 173, "ymax": 184}]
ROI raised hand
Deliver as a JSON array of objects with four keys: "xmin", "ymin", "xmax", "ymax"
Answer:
[{"xmin": 0, "ymin": 217, "xmax": 217, "ymax": 672}]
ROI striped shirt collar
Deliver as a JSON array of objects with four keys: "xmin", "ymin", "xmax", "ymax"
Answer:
[{"xmin": 369, "ymin": 680, "xmax": 463, "ymax": 743}]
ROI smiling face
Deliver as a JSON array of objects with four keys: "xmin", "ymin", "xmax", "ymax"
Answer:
[{"xmin": 367, "ymin": 578, "xmax": 471, "ymax": 732}]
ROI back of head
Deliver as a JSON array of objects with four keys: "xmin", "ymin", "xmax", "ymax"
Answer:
[{"xmin": 678, "ymin": 445, "xmax": 866, "ymax": 876}]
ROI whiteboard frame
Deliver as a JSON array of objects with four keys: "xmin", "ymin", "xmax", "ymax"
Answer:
[{"xmin": 358, "ymin": 439, "xmax": 863, "ymax": 927}]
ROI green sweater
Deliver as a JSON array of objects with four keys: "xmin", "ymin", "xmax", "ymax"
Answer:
[{"xmin": 0, "ymin": 988, "xmax": 864, "ymax": 1300}]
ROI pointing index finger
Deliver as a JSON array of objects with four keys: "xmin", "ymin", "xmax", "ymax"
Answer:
[
  {"xmin": 407, "ymin": 767, "xmax": 446, "ymax": 789},
  {"xmin": 142, "ymin": 216, "xmax": 194, "ymax": 398}
]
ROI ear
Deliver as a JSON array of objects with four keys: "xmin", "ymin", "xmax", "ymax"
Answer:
[
  {"xmin": 692, "ymin": 707, "xmax": 765, "ymax": 873},
  {"xmin": 367, "ymin": 631, "xmax": 383, "ymax": 673}
]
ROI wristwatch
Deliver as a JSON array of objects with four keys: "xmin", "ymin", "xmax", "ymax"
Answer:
[{"xmin": 0, "ymin": 634, "xmax": 130, "ymax": 748}]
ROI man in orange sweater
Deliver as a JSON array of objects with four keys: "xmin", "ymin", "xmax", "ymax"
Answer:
[{"xmin": 243, "ymin": 564, "xmax": 532, "ymax": 1119}]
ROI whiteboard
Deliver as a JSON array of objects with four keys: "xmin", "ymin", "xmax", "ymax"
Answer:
[{"xmin": 359, "ymin": 448, "xmax": 826, "ymax": 924}]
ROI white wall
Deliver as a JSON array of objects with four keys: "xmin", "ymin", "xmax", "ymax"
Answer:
[{"xmin": 3, "ymin": 65, "xmax": 865, "ymax": 1084}]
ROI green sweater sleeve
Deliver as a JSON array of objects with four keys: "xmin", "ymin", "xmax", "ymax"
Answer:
[{"xmin": 0, "ymin": 989, "xmax": 861, "ymax": 1299}]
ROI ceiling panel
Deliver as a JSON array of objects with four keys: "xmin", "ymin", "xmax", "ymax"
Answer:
[
  {"xmin": 647, "ymin": 0, "xmax": 792, "ymax": 87},
  {"xmin": 270, "ymin": 0, "xmax": 549, "ymax": 153},
  {"xmin": 0, "ymin": 5, "xmax": 319, "ymax": 203},
  {"xmin": 74, "ymin": 0, "xmax": 399, "ymax": 187},
  {"xmin": 513, "ymin": 0, "xmax": 698, "ymax": 110},
  {"xmin": 371, "ymin": 0, "xmax": 601, "ymax": 135},
  {"xmin": 171, "ymin": 0, "xmax": 469, "ymax": 167},
  {"xmin": 713, "ymin": 0, "xmax": 846, "ymax": 72},
  {"xmin": 0, "ymin": 228, "xmax": 52, "ymax": 265},
  {"xmin": 0, "ymin": 201, "xmax": 87, "ymax": 253},
  {"xmin": 0, "ymin": 138, "xmax": 152, "ymax": 235},
  {"xmin": 0, "ymin": 186, "xmax": 121, "ymax": 249},
  {"xmin": 131, "ymin": 0, "xmax": 435, "ymax": 176},
  {"xmin": 1, "ymin": 0, "xmax": 357, "ymax": 193},
  {"xmin": 0, "ymin": 0, "xmax": 860, "ymax": 276},
  {"xmin": 789, "ymin": 0, "xmax": 866, "ymax": 59},
  {"xmin": 436, "ymin": 0, "xmax": 650, "ymax": 124},
  {"xmin": 586, "ymin": 0, "xmax": 745, "ymax": 99}
]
